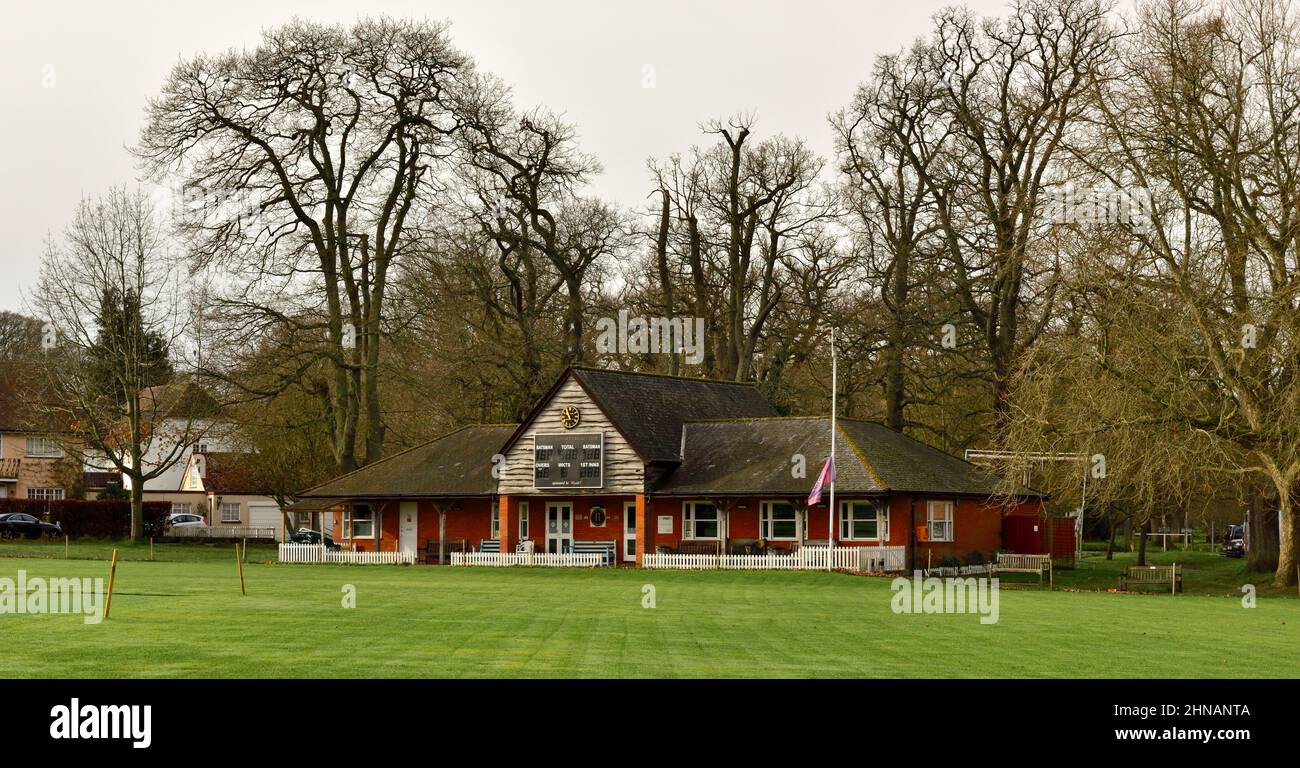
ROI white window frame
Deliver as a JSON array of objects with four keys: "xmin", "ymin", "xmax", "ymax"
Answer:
[
  {"xmin": 518, "ymin": 501, "xmax": 529, "ymax": 540},
  {"xmin": 840, "ymin": 500, "xmax": 888, "ymax": 541},
  {"xmin": 682, "ymin": 501, "xmax": 720, "ymax": 540},
  {"xmin": 25, "ymin": 435, "xmax": 63, "ymax": 458},
  {"xmin": 759, "ymin": 500, "xmax": 800, "ymax": 541},
  {"xmin": 27, "ymin": 487, "xmax": 65, "ymax": 501},
  {"xmin": 491, "ymin": 506, "xmax": 500, "ymax": 540},
  {"xmin": 927, "ymin": 500, "xmax": 954, "ymax": 542},
  {"xmin": 219, "ymin": 502, "xmax": 241, "ymax": 523},
  {"xmin": 171, "ymin": 501, "xmax": 193, "ymax": 516},
  {"xmin": 345, "ymin": 504, "xmax": 375, "ymax": 540}
]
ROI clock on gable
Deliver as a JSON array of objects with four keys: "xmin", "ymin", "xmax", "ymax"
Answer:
[{"xmin": 559, "ymin": 405, "xmax": 581, "ymax": 429}]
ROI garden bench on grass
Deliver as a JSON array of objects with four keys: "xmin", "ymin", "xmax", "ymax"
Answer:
[
  {"xmin": 572, "ymin": 539, "xmax": 616, "ymax": 566},
  {"xmin": 993, "ymin": 553, "xmax": 1053, "ymax": 588},
  {"xmin": 1119, "ymin": 564, "xmax": 1182, "ymax": 594}
]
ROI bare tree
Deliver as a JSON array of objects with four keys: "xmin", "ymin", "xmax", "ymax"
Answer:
[
  {"xmin": 136, "ymin": 17, "xmax": 472, "ymax": 472},
  {"xmin": 32, "ymin": 188, "xmax": 201, "ymax": 540}
]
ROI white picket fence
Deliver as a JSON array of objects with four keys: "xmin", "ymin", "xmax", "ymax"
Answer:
[
  {"xmin": 450, "ymin": 551, "xmax": 605, "ymax": 567},
  {"xmin": 278, "ymin": 543, "xmax": 415, "ymax": 565},
  {"xmin": 643, "ymin": 546, "xmax": 905, "ymax": 572},
  {"xmin": 168, "ymin": 526, "xmax": 278, "ymax": 540}
]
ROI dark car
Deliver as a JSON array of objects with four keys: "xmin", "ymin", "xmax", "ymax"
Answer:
[
  {"xmin": 1222, "ymin": 524, "xmax": 1246, "ymax": 558},
  {"xmin": 288, "ymin": 528, "xmax": 341, "ymax": 550},
  {"xmin": 0, "ymin": 513, "xmax": 63, "ymax": 540}
]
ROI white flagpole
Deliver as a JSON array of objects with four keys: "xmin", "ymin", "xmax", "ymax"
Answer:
[{"xmin": 828, "ymin": 326, "xmax": 837, "ymax": 571}]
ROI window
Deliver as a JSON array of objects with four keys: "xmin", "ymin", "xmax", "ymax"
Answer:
[
  {"xmin": 171, "ymin": 502, "xmax": 193, "ymax": 516},
  {"xmin": 345, "ymin": 504, "xmax": 375, "ymax": 539},
  {"xmin": 220, "ymin": 502, "xmax": 241, "ymax": 523},
  {"xmin": 491, "ymin": 506, "xmax": 500, "ymax": 539},
  {"xmin": 927, "ymin": 500, "xmax": 954, "ymax": 542},
  {"xmin": 27, "ymin": 487, "xmax": 65, "ymax": 501},
  {"xmin": 518, "ymin": 502, "xmax": 529, "ymax": 540},
  {"xmin": 25, "ymin": 436, "xmax": 63, "ymax": 458},
  {"xmin": 760, "ymin": 501, "xmax": 798, "ymax": 540},
  {"xmin": 840, "ymin": 501, "xmax": 887, "ymax": 541},
  {"xmin": 683, "ymin": 502, "xmax": 719, "ymax": 539}
]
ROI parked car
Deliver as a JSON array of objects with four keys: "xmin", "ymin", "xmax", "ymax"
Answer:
[
  {"xmin": 1222, "ymin": 523, "xmax": 1245, "ymax": 558},
  {"xmin": 288, "ymin": 528, "xmax": 341, "ymax": 550},
  {"xmin": 163, "ymin": 512, "xmax": 209, "ymax": 533},
  {"xmin": 0, "ymin": 513, "xmax": 63, "ymax": 540}
]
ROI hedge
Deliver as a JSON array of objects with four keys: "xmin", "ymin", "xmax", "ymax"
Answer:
[{"xmin": 0, "ymin": 499, "xmax": 170, "ymax": 539}]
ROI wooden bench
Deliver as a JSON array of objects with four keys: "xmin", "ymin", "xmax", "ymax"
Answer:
[
  {"xmin": 676, "ymin": 540, "xmax": 722, "ymax": 556},
  {"xmin": 1119, "ymin": 564, "xmax": 1182, "ymax": 594},
  {"xmin": 993, "ymin": 553, "xmax": 1053, "ymax": 587},
  {"xmin": 573, "ymin": 540, "xmax": 616, "ymax": 566},
  {"xmin": 421, "ymin": 539, "xmax": 466, "ymax": 565},
  {"xmin": 479, "ymin": 539, "xmax": 499, "ymax": 553}
]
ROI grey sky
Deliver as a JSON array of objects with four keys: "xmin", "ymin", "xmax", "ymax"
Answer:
[{"xmin": 0, "ymin": 0, "xmax": 1012, "ymax": 314}]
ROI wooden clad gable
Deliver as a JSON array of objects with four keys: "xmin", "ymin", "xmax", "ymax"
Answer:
[{"xmin": 497, "ymin": 375, "xmax": 645, "ymax": 495}]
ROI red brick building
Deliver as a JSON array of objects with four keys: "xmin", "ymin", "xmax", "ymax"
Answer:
[{"xmin": 296, "ymin": 367, "xmax": 1050, "ymax": 570}]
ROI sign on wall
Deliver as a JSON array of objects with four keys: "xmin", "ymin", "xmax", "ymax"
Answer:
[
  {"xmin": 533, "ymin": 432, "xmax": 603, "ymax": 488},
  {"xmin": 657, "ymin": 515, "xmax": 673, "ymax": 534}
]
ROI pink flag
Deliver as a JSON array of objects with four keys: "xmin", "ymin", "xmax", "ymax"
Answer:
[{"xmin": 807, "ymin": 455, "xmax": 836, "ymax": 507}]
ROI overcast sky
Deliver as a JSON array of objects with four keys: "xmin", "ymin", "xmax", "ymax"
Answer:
[{"xmin": 0, "ymin": 0, "xmax": 1023, "ymax": 314}]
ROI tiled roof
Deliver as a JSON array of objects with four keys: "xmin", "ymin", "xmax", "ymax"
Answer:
[
  {"xmin": 654, "ymin": 417, "xmax": 1041, "ymax": 498},
  {"xmin": 298, "ymin": 425, "xmax": 518, "ymax": 499},
  {"xmin": 197, "ymin": 452, "xmax": 271, "ymax": 496},
  {"xmin": 566, "ymin": 367, "xmax": 775, "ymax": 463}
]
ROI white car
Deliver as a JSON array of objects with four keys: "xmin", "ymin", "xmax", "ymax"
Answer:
[{"xmin": 165, "ymin": 512, "xmax": 209, "ymax": 530}]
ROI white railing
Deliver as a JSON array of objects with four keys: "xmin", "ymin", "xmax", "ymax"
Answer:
[
  {"xmin": 278, "ymin": 543, "xmax": 415, "ymax": 565},
  {"xmin": 643, "ymin": 546, "xmax": 906, "ymax": 572},
  {"xmin": 450, "ymin": 551, "xmax": 605, "ymax": 567},
  {"xmin": 858, "ymin": 546, "xmax": 907, "ymax": 573},
  {"xmin": 168, "ymin": 526, "xmax": 278, "ymax": 540}
]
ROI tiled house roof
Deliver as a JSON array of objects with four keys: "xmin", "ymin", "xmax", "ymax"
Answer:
[
  {"xmin": 298, "ymin": 425, "xmax": 518, "ymax": 499},
  {"xmin": 565, "ymin": 367, "xmax": 775, "ymax": 463},
  {"xmin": 654, "ymin": 417, "xmax": 1042, "ymax": 498},
  {"xmin": 653, "ymin": 417, "xmax": 885, "ymax": 496}
]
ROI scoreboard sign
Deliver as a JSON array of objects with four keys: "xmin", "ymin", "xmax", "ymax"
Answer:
[{"xmin": 533, "ymin": 432, "xmax": 604, "ymax": 488}]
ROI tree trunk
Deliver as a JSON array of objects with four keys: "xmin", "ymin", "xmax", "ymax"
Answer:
[
  {"xmin": 128, "ymin": 391, "xmax": 144, "ymax": 541},
  {"xmin": 1272, "ymin": 481, "xmax": 1297, "ymax": 587},
  {"xmin": 1248, "ymin": 490, "xmax": 1279, "ymax": 573},
  {"xmin": 1105, "ymin": 515, "xmax": 1117, "ymax": 561},
  {"xmin": 655, "ymin": 189, "xmax": 677, "ymax": 376}
]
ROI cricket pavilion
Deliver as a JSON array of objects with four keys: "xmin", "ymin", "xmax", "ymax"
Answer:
[{"xmin": 289, "ymin": 367, "xmax": 1059, "ymax": 571}]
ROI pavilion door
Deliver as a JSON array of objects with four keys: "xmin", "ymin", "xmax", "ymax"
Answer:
[
  {"xmin": 623, "ymin": 501, "xmax": 637, "ymax": 562},
  {"xmin": 546, "ymin": 502, "xmax": 573, "ymax": 554}
]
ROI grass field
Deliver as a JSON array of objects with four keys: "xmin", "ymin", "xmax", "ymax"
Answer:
[{"xmin": 1, "ymin": 542, "xmax": 1297, "ymax": 678}]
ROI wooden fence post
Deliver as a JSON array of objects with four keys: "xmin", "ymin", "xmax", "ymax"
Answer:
[{"xmin": 104, "ymin": 549, "xmax": 119, "ymax": 619}]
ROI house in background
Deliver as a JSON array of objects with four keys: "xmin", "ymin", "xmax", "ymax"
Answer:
[
  {"xmin": 118, "ymin": 382, "xmax": 237, "ymax": 497},
  {"xmin": 175, "ymin": 451, "xmax": 283, "ymax": 539},
  {"xmin": 0, "ymin": 367, "xmax": 77, "ymax": 501},
  {"xmin": 297, "ymin": 367, "xmax": 1053, "ymax": 569}
]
